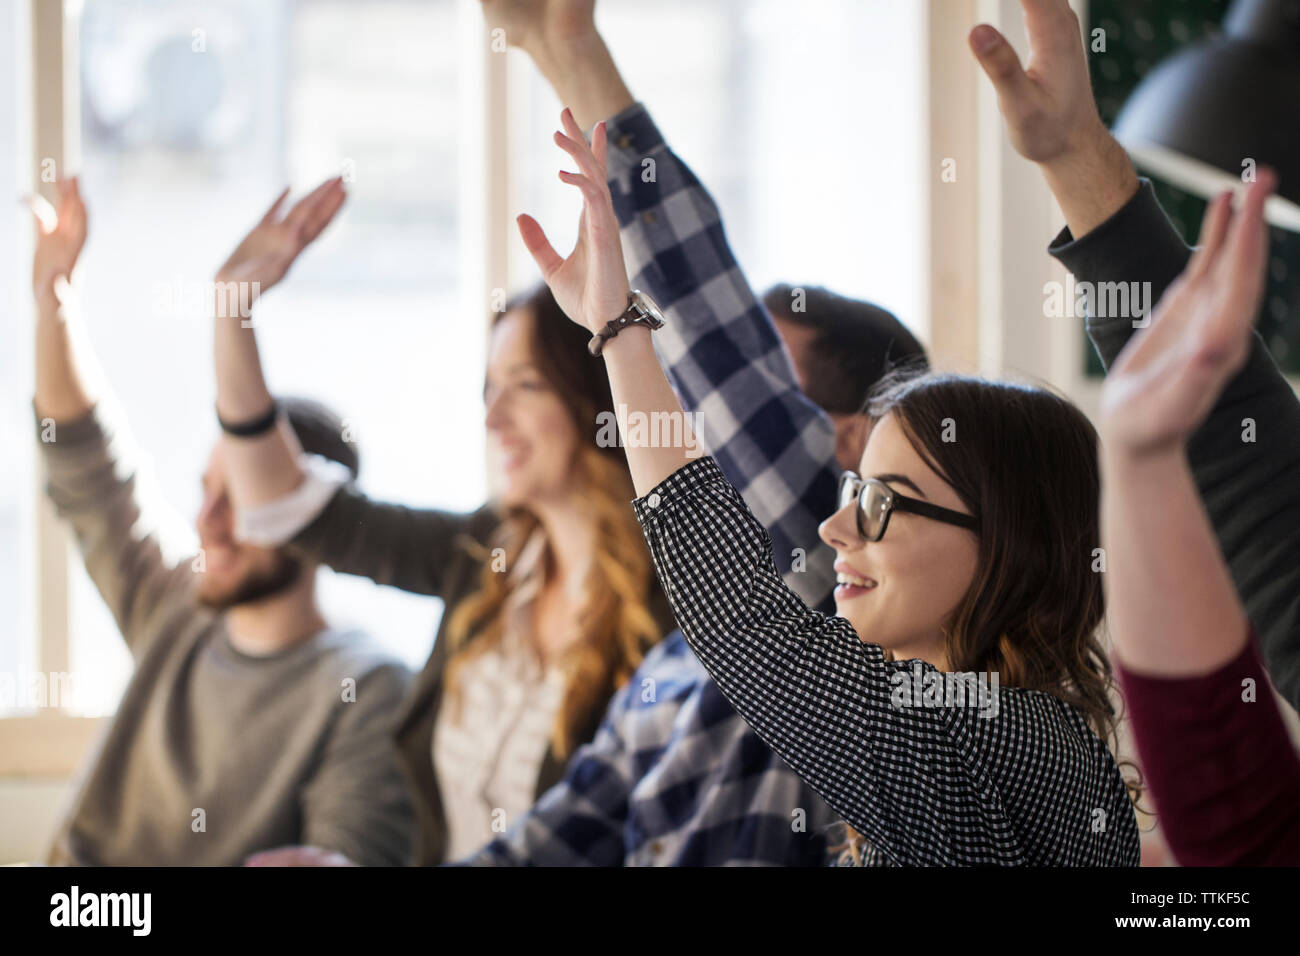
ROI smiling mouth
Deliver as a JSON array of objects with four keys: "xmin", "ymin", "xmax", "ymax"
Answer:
[
  {"xmin": 836, "ymin": 570, "xmax": 875, "ymax": 587},
  {"xmin": 834, "ymin": 571, "xmax": 877, "ymax": 598},
  {"xmin": 499, "ymin": 446, "xmax": 529, "ymax": 470}
]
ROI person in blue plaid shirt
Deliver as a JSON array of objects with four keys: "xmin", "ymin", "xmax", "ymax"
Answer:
[{"xmin": 464, "ymin": 0, "xmax": 926, "ymax": 866}]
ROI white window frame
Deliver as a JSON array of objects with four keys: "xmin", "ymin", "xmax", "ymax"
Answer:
[
  {"xmin": 925, "ymin": 0, "xmax": 1092, "ymax": 408},
  {"xmin": 0, "ymin": 0, "xmax": 98, "ymax": 777},
  {"xmin": 0, "ymin": 0, "xmax": 507, "ymax": 776},
  {"xmin": 29, "ymin": 0, "xmax": 1274, "ymax": 784}
]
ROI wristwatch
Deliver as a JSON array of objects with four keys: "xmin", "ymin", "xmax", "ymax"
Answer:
[{"xmin": 588, "ymin": 290, "xmax": 666, "ymax": 356}]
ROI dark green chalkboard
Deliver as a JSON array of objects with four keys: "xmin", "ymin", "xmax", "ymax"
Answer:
[{"xmin": 1086, "ymin": 0, "xmax": 1299, "ymax": 375}]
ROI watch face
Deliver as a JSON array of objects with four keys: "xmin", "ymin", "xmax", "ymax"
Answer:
[{"xmin": 631, "ymin": 290, "xmax": 667, "ymax": 327}]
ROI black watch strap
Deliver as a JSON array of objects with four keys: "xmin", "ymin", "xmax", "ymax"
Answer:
[
  {"xmin": 218, "ymin": 401, "xmax": 279, "ymax": 437},
  {"xmin": 589, "ymin": 312, "xmax": 638, "ymax": 356},
  {"xmin": 588, "ymin": 293, "xmax": 661, "ymax": 356}
]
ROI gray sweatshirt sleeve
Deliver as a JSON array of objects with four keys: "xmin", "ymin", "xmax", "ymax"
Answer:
[
  {"xmin": 1049, "ymin": 179, "xmax": 1300, "ymax": 711},
  {"xmin": 36, "ymin": 401, "xmax": 198, "ymax": 660}
]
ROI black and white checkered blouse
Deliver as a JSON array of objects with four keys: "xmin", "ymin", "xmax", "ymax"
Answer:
[{"xmin": 632, "ymin": 458, "xmax": 1140, "ymax": 866}]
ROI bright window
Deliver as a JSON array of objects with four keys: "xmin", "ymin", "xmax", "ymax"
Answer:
[
  {"xmin": 68, "ymin": 0, "xmax": 480, "ymax": 713},
  {"xmin": 0, "ymin": 0, "xmax": 36, "ymax": 717},
  {"xmin": 6, "ymin": 0, "xmax": 928, "ymax": 718},
  {"xmin": 509, "ymin": 0, "xmax": 927, "ymax": 334}
]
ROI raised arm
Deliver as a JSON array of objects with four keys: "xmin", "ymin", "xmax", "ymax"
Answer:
[
  {"xmin": 1099, "ymin": 178, "xmax": 1273, "ymax": 675},
  {"xmin": 969, "ymin": 0, "xmax": 1139, "ymax": 239},
  {"xmin": 515, "ymin": 111, "xmax": 1037, "ymax": 864},
  {"xmin": 517, "ymin": 111, "xmax": 690, "ymax": 496},
  {"xmin": 32, "ymin": 179, "xmax": 96, "ymax": 423},
  {"xmin": 30, "ymin": 180, "xmax": 197, "ymax": 656},
  {"xmin": 1098, "ymin": 173, "xmax": 1300, "ymax": 864},
  {"xmin": 976, "ymin": 0, "xmax": 1300, "ymax": 712},
  {"xmin": 969, "ymin": 0, "xmax": 1183, "ymax": 348},
  {"xmin": 212, "ymin": 177, "xmax": 346, "ymax": 509},
  {"xmin": 493, "ymin": 0, "xmax": 840, "ymax": 609},
  {"xmin": 211, "ymin": 179, "xmax": 486, "ymax": 597},
  {"xmin": 480, "ymin": 0, "xmax": 630, "ymax": 131}
]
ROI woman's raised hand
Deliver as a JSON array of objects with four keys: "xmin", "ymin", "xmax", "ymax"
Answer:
[
  {"xmin": 516, "ymin": 108, "xmax": 631, "ymax": 334},
  {"xmin": 215, "ymin": 176, "xmax": 347, "ymax": 310},
  {"xmin": 1100, "ymin": 171, "xmax": 1276, "ymax": 457}
]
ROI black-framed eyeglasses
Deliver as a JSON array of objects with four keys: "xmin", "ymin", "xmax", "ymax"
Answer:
[{"xmin": 837, "ymin": 471, "xmax": 979, "ymax": 542}]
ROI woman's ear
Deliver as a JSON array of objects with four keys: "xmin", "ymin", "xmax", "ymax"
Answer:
[{"xmin": 833, "ymin": 414, "xmax": 873, "ymax": 473}]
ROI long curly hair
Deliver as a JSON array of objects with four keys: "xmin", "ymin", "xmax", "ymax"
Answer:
[
  {"xmin": 441, "ymin": 285, "xmax": 663, "ymax": 759},
  {"xmin": 835, "ymin": 370, "xmax": 1143, "ymax": 862}
]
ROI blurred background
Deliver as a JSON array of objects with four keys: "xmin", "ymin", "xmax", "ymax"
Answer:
[{"xmin": 0, "ymin": 0, "xmax": 1295, "ymax": 864}]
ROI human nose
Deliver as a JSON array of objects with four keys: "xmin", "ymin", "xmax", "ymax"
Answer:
[
  {"xmin": 484, "ymin": 387, "xmax": 510, "ymax": 431},
  {"xmin": 819, "ymin": 499, "xmax": 863, "ymax": 551}
]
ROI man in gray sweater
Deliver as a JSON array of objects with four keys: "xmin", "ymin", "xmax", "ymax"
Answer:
[{"xmin": 30, "ymin": 178, "xmax": 413, "ymax": 866}]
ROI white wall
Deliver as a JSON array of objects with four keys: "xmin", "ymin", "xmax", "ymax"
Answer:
[{"xmin": 0, "ymin": 780, "xmax": 69, "ymax": 864}]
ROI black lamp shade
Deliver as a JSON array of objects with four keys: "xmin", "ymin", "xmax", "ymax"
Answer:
[{"xmin": 1113, "ymin": 0, "xmax": 1300, "ymax": 231}]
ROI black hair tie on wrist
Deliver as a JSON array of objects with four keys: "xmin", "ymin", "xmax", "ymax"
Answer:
[{"xmin": 217, "ymin": 401, "xmax": 279, "ymax": 437}]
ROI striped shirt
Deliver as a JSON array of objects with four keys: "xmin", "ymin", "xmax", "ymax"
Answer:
[{"xmin": 433, "ymin": 636, "xmax": 566, "ymax": 860}]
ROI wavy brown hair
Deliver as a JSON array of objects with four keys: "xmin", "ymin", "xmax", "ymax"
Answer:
[
  {"xmin": 836, "ymin": 370, "xmax": 1142, "ymax": 861},
  {"xmin": 441, "ymin": 285, "xmax": 663, "ymax": 758}
]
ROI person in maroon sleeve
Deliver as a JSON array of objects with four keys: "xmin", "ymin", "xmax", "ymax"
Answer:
[
  {"xmin": 970, "ymin": 0, "xmax": 1300, "ymax": 720},
  {"xmin": 1097, "ymin": 169, "xmax": 1300, "ymax": 866}
]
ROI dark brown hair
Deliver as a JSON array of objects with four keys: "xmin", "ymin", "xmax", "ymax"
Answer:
[
  {"xmin": 763, "ymin": 283, "xmax": 928, "ymax": 415},
  {"xmin": 831, "ymin": 370, "xmax": 1141, "ymax": 862},
  {"xmin": 865, "ymin": 370, "xmax": 1115, "ymax": 730},
  {"xmin": 280, "ymin": 396, "xmax": 360, "ymax": 479}
]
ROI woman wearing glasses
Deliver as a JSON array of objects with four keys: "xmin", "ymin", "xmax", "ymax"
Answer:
[{"xmin": 518, "ymin": 108, "xmax": 1140, "ymax": 865}]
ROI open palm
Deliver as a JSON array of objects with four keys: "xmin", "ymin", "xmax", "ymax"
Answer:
[
  {"xmin": 1100, "ymin": 172, "xmax": 1275, "ymax": 455},
  {"xmin": 516, "ymin": 108, "xmax": 630, "ymax": 334},
  {"xmin": 216, "ymin": 176, "xmax": 347, "ymax": 296},
  {"xmin": 969, "ymin": 0, "xmax": 1102, "ymax": 164},
  {"xmin": 28, "ymin": 178, "xmax": 88, "ymax": 300}
]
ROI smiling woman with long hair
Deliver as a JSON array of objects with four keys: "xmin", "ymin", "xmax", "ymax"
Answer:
[
  {"xmin": 209, "ymin": 179, "xmax": 671, "ymax": 864},
  {"xmin": 516, "ymin": 107, "xmax": 1140, "ymax": 865},
  {"xmin": 819, "ymin": 370, "xmax": 1135, "ymax": 863}
]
